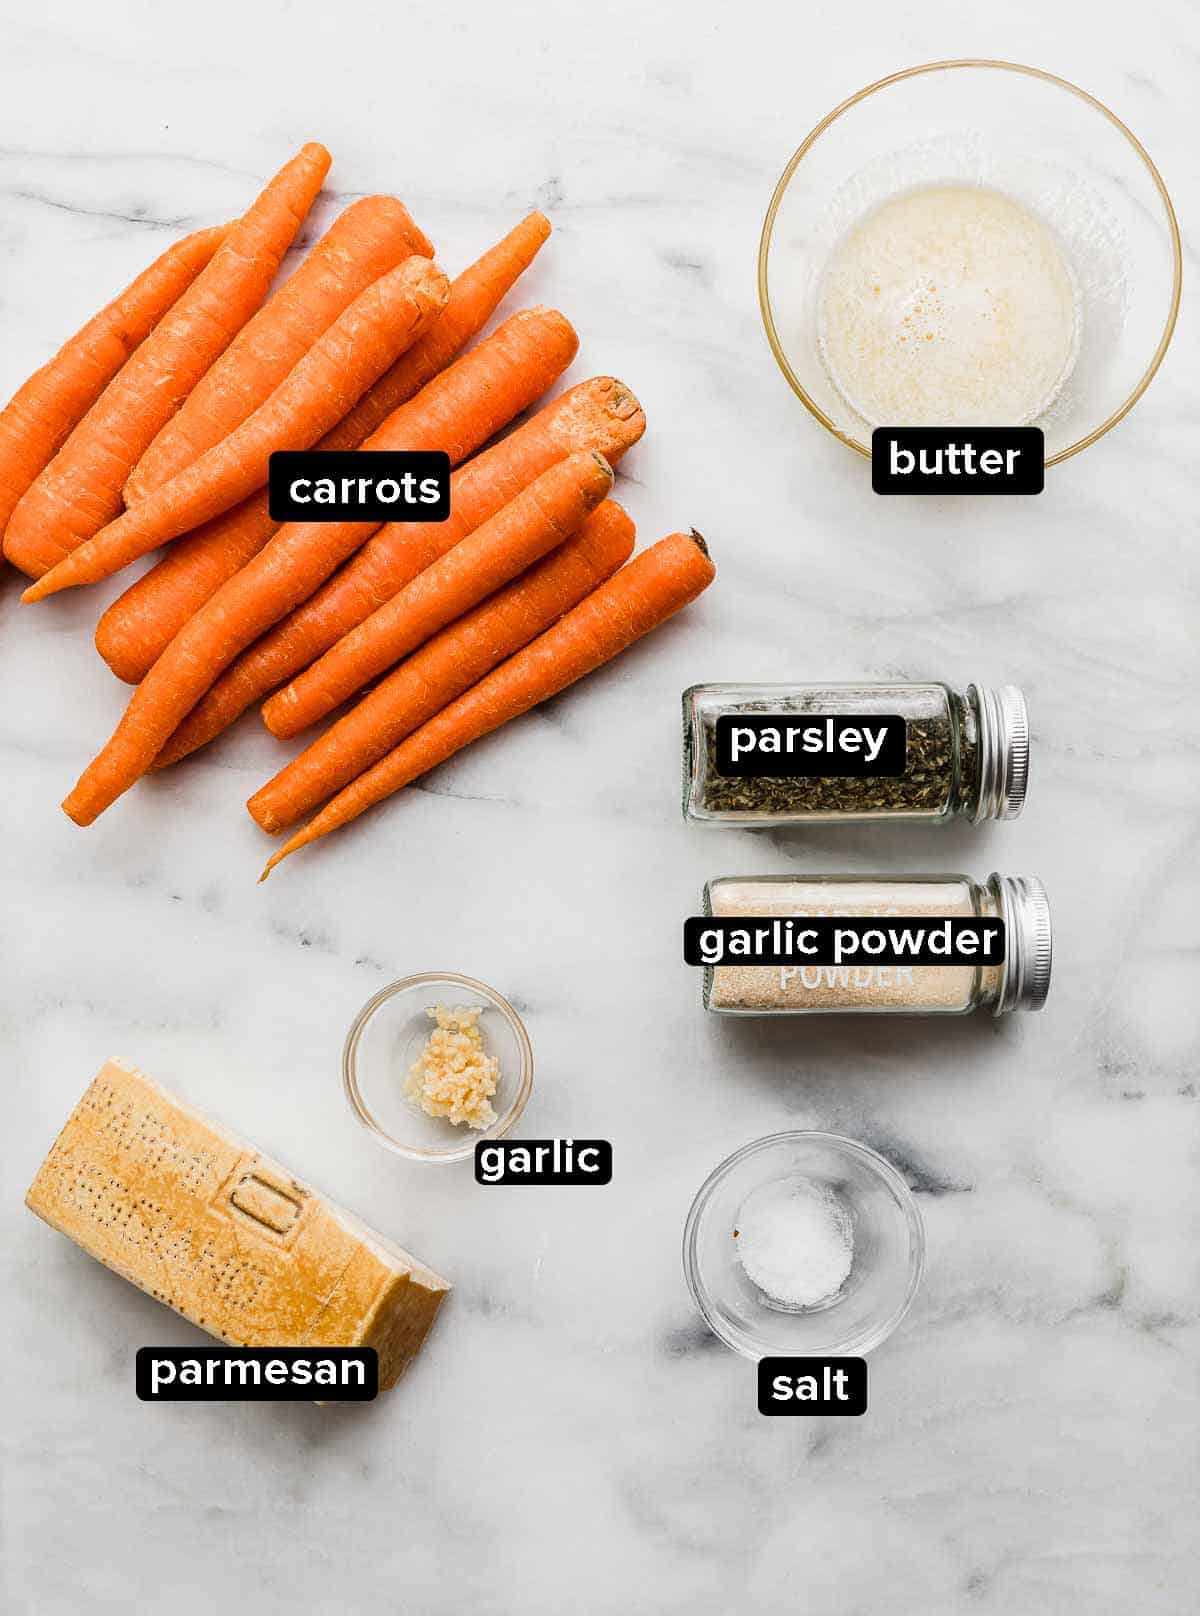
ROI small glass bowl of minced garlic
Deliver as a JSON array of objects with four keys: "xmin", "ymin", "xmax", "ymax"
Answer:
[
  {"xmin": 343, "ymin": 972, "xmax": 533, "ymax": 1163},
  {"xmin": 683, "ymin": 1132, "xmax": 925, "ymax": 1358}
]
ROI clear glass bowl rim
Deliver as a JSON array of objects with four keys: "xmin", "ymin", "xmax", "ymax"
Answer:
[
  {"xmin": 342, "ymin": 970, "xmax": 534, "ymax": 1164},
  {"xmin": 757, "ymin": 58, "xmax": 1183, "ymax": 467},
  {"xmin": 682, "ymin": 1129, "xmax": 927, "ymax": 1358}
]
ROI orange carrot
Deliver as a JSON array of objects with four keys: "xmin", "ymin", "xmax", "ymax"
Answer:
[
  {"xmin": 164, "ymin": 376, "xmax": 644, "ymax": 750},
  {"xmin": 94, "ymin": 492, "xmax": 277, "ymax": 683},
  {"xmin": 124, "ymin": 195, "xmax": 432, "ymax": 503},
  {"xmin": 94, "ymin": 213, "xmax": 551, "ymax": 682},
  {"xmin": 62, "ymin": 307, "xmax": 579, "ymax": 824},
  {"xmin": 274, "ymin": 378, "xmax": 648, "ymax": 679},
  {"xmin": 248, "ymin": 500, "xmax": 635, "ymax": 832},
  {"xmin": 148, "ymin": 308, "xmax": 581, "ymax": 768},
  {"xmin": 326, "ymin": 212, "xmax": 550, "ymax": 449},
  {"xmin": 0, "ymin": 224, "xmax": 229, "ymax": 546},
  {"xmin": 260, "ymin": 531, "xmax": 715, "ymax": 874},
  {"xmin": 23, "ymin": 258, "xmax": 450, "ymax": 600},
  {"xmin": 2, "ymin": 142, "xmax": 330, "ymax": 578},
  {"xmin": 262, "ymin": 450, "xmax": 614, "ymax": 736}
]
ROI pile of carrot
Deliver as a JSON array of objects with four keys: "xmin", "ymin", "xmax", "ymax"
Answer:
[{"xmin": 1, "ymin": 141, "xmax": 716, "ymax": 872}]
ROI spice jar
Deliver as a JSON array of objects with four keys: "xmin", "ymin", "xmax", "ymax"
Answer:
[
  {"xmin": 682, "ymin": 682, "xmax": 1028, "ymax": 824},
  {"xmin": 701, "ymin": 873, "xmax": 1051, "ymax": 1016}
]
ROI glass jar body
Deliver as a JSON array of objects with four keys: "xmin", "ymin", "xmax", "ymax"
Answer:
[
  {"xmin": 683, "ymin": 681, "xmax": 981, "ymax": 825},
  {"xmin": 702, "ymin": 873, "xmax": 1007, "ymax": 1016}
]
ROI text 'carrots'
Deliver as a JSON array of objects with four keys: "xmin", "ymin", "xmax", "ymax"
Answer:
[
  {"xmin": 149, "ymin": 306, "xmax": 580, "ymax": 771},
  {"xmin": 23, "ymin": 258, "xmax": 450, "ymax": 601},
  {"xmin": 0, "ymin": 223, "xmax": 228, "ymax": 549},
  {"xmin": 2, "ymin": 142, "xmax": 330, "ymax": 578},
  {"xmin": 248, "ymin": 500, "xmax": 635, "ymax": 833},
  {"xmin": 263, "ymin": 448, "xmax": 614, "ymax": 736},
  {"xmin": 261, "ymin": 530, "xmax": 715, "ymax": 875},
  {"xmin": 93, "ymin": 211, "xmax": 552, "ymax": 683},
  {"xmin": 62, "ymin": 306, "xmax": 579, "ymax": 823},
  {"xmin": 125, "ymin": 194, "xmax": 432, "ymax": 503},
  {"xmin": 184, "ymin": 374, "xmax": 645, "ymax": 753}
]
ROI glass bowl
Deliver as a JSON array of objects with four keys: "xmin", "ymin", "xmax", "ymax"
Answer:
[
  {"xmin": 683, "ymin": 1131, "xmax": 925, "ymax": 1358},
  {"xmin": 342, "ymin": 972, "xmax": 533, "ymax": 1164},
  {"xmin": 759, "ymin": 59, "xmax": 1181, "ymax": 465}
]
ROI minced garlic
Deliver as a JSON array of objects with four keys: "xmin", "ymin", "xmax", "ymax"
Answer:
[{"xmin": 405, "ymin": 1005, "xmax": 499, "ymax": 1129}]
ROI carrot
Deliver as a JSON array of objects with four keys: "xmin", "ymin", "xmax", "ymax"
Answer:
[
  {"xmin": 94, "ymin": 491, "xmax": 277, "ymax": 683},
  {"xmin": 146, "ymin": 307, "xmax": 582, "ymax": 768},
  {"xmin": 62, "ymin": 306, "xmax": 579, "ymax": 824},
  {"xmin": 163, "ymin": 376, "xmax": 645, "ymax": 750},
  {"xmin": 124, "ymin": 195, "xmax": 432, "ymax": 503},
  {"xmin": 248, "ymin": 500, "xmax": 635, "ymax": 832},
  {"xmin": 93, "ymin": 213, "xmax": 551, "ymax": 682},
  {"xmin": 263, "ymin": 449, "xmax": 614, "ymax": 735},
  {"xmin": 0, "ymin": 224, "xmax": 229, "ymax": 546},
  {"xmin": 274, "ymin": 378, "xmax": 648, "ymax": 680},
  {"xmin": 325, "ymin": 212, "xmax": 550, "ymax": 449},
  {"xmin": 2, "ymin": 142, "xmax": 330, "ymax": 578},
  {"xmin": 23, "ymin": 258, "xmax": 450, "ymax": 600},
  {"xmin": 260, "ymin": 531, "xmax": 715, "ymax": 875}
]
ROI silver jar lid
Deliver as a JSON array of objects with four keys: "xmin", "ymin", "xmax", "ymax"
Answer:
[
  {"xmin": 990, "ymin": 873, "xmax": 1053, "ymax": 1013},
  {"xmin": 969, "ymin": 684, "xmax": 1030, "ymax": 821}
]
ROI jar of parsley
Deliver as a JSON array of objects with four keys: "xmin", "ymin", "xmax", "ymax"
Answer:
[{"xmin": 682, "ymin": 683, "xmax": 1028, "ymax": 825}]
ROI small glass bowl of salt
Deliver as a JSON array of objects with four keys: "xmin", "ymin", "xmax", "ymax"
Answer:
[{"xmin": 683, "ymin": 1132, "xmax": 924, "ymax": 1358}]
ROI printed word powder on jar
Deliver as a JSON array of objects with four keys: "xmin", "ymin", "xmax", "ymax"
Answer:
[{"xmin": 817, "ymin": 185, "xmax": 1081, "ymax": 426}]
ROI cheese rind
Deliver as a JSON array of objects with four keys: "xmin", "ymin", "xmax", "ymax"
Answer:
[{"xmin": 26, "ymin": 1058, "xmax": 449, "ymax": 1390}]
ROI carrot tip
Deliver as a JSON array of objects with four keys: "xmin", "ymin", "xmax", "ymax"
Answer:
[
  {"xmin": 260, "ymin": 848, "xmax": 289, "ymax": 880},
  {"xmin": 20, "ymin": 578, "xmax": 52, "ymax": 604}
]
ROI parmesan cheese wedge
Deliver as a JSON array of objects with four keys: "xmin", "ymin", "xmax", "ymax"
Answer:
[{"xmin": 26, "ymin": 1058, "xmax": 449, "ymax": 1391}]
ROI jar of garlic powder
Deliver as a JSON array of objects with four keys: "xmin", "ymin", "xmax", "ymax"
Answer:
[
  {"xmin": 683, "ymin": 683, "xmax": 1028, "ymax": 824},
  {"xmin": 702, "ymin": 873, "xmax": 1051, "ymax": 1016}
]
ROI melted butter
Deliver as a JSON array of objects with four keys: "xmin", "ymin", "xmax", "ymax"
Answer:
[{"xmin": 817, "ymin": 185, "xmax": 1080, "ymax": 427}]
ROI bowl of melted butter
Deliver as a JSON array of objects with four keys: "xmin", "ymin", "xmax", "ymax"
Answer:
[{"xmin": 759, "ymin": 60, "xmax": 1180, "ymax": 466}]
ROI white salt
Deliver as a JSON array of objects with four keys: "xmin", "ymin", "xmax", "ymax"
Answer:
[{"xmin": 734, "ymin": 1177, "xmax": 854, "ymax": 1308}]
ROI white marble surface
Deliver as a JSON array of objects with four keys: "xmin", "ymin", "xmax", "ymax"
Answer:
[{"xmin": 2, "ymin": 3, "xmax": 1197, "ymax": 1611}]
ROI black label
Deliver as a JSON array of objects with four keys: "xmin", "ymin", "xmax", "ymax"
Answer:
[
  {"xmin": 269, "ymin": 450, "xmax": 451, "ymax": 522},
  {"xmin": 758, "ymin": 1357, "xmax": 867, "ymax": 1415},
  {"xmin": 872, "ymin": 428, "xmax": 1044, "ymax": 494},
  {"xmin": 474, "ymin": 1138, "xmax": 613, "ymax": 1185},
  {"xmin": 135, "ymin": 1346, "xmax": 377, "ymax": 1401},
  {"xmin": 685, "ymin": 915, "xmax": 1004, "ymax": 968},
  {"xmin": 714, "ymin": 714, "xmax": 905, "ymax": 778}
]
